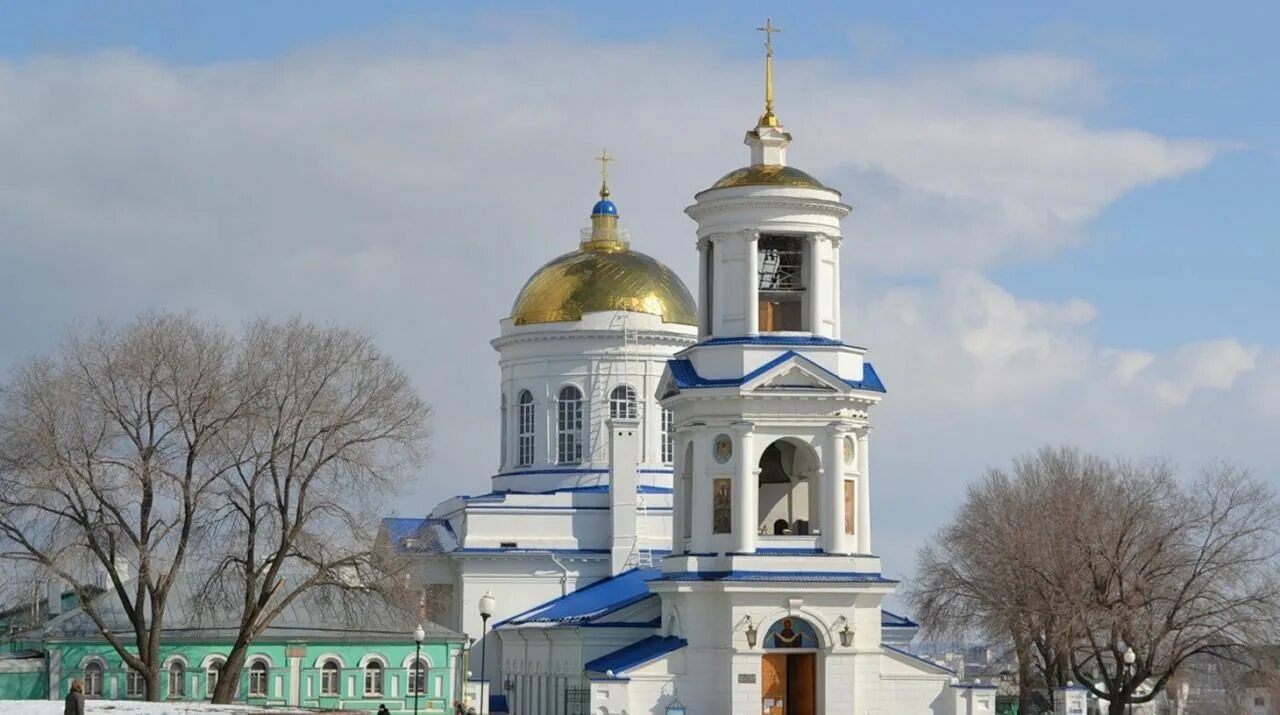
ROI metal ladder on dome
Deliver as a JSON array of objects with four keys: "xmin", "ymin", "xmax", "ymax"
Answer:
[
  {"xmin": 628, "ymin": 491, "xmax": 654, "ymax": 569},
  {"xmin": 606, "ymin": 313, "xmax": 652, "ymax": 571}
]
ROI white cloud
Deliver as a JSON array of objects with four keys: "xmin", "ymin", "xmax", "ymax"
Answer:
[{"xmin": 0, "ymin": 29, "xmax": 1266, "ymax": 587}]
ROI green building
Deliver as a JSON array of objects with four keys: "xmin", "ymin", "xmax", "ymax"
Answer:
[{"xmin": 1, "ymin": 580, "xmax": 466, "ymax": 712}]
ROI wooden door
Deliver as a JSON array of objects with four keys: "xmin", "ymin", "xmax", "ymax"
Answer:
[
  {"xmin": 761, "ymin": 653, "xmax": 787, "ymax": 715},
  {"xmin": 788, "ymin": 653, "xmax": 816, "ymax": 715}
]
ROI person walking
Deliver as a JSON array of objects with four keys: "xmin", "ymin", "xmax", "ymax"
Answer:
[{"xmin": 64, "ymin": 679, "xmax": 85, "ymax": 715}]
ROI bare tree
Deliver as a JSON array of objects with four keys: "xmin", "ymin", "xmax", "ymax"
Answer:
[
  {"xmin": 1057, "ymin": 464, "xmax": 1280, "ymax": 715},
  {"xmin": 913, "ymin": 447, "xmax": 1280, "ymax": 715},
  {"xmin": 203, "ymin": 319, "xmax": 428, "ymax": 703},
  {"xmin": 0, "ymin": 314, "xmax": 246, "ymax": 699},
  {"xmin": 910, "ymin": 447, "xmax": 1092, "ymax": 713}
]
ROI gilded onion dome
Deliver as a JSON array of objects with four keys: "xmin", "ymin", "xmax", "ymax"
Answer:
[{"xmin": 510, "ymin": 182, "xmax": 696, "ymax": 327}]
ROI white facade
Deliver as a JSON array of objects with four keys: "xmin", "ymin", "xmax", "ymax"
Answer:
[{"xmin": 393, "ymin": 58, "xmax": 980, "ymax": 715}]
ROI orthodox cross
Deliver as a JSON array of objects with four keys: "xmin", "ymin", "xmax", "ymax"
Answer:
[
  {"xmin": 595, "ymin": 148, "xmax": 614, "ymax": 198},
  {"xmin": 756, "ymin": 19, "xmax": 782, "ymax": 127}
]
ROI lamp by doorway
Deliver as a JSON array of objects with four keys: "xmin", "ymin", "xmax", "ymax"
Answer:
[
  {"xmin": 666, "ymin": 696, "xmax": 687, "ymax": 715},
  {"xmin": 832, "ymin": 615, "xmax": 854, "ymax": 647},
  {"xmin": 742, "ymin": 615, "xmax": 759, "ymax": 648}
]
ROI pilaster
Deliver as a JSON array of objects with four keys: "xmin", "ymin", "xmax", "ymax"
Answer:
[
  {"xmin": 857, "ymin": 428, "xmax": 872, "ymax": 554},
  {"xmin": 823, "ymin": 424, "xmax": 852, "ymax": 554},
  {"xmin": 743, "ymin": 230, "xmax": 760, "ymax": 336},
  {"xmin": 732, "ymin": 423, "xmax": 757, "ymax": 553}
]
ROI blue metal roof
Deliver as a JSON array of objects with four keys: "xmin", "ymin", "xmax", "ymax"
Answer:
[
  {"xmin": 881, "ymin": 610, "xmax": 918, "ymax": 628},
  {"xmin": 496, "ymin": 567, "xmax": 662, "ymax": 626},
  {"xmin": 584, "ymin": 635, "xmax": 687, "ymax": 675},
  {"xmin": 667, "ymin": 351, "xmax": 886, "ymax": 393},
  {"xmin": 657, "ymin": 570, "xmax": 895, "ymax": 583}
]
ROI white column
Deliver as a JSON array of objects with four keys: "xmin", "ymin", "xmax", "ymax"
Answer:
[
  {"xmin": 732, "ymin": 425, "xmax": 756, "ymax": 553},
  {"xmin": 671, "ymin": 431, "xmax": 687, "ymax": 555},
  {"xmin": 823, "ymin": 426, "xmax": 847, "ymax": 554},
  {"xmin": 690, "ymin": 427, "xmax": 712, "ymax": 553},
  {"xmin": 697, "ymin": 239, "xmax": 710, "ymax": 340},
  {"xmin": 830, "ymin": 234, "xmax": 842, "ymax": 339},
  {"xmin": 744, "ymin": 230, "xmax": 759, "ymax": 336},
  {"xmin": 807, "ymin": 234, "xmax": 824, "ymax": 334},
  {"xmin": 857, "ymin": 429, "xmax": 872, "ymax": 554}
]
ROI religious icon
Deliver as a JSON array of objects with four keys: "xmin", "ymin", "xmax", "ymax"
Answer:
[
  {"xmin": 775, "ymin": 618, "xmax": 801, "ymax": 648},
  {"xmin": 764, "ymin": 616, "xmax": 818, "ymax": 649},
  {"xmin": 713, "ymin": 434, "xmax": 733, "ymax": 464},
  {"xmin": 712, "ymin": 479, "xmax": 732, "ymax": 534},
  {"xmin": 843, "ymin": 435, "xmax": 855, "ymax": 465},
  {"xmin": 844, "ymin": 480, "xmax": 855, "ymax": 536}
]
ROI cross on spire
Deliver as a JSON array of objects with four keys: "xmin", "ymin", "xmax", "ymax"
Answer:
[
  {"xmin": 756, "ymin": 18, "xmax": 782, "ymax": 128},
  {"xmin": 594, "ymin": 148, "xmax": 614, "ymax": 198}
]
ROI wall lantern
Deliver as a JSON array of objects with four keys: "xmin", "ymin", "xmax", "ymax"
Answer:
[
  {"xmin": 744, "ymin": 616, "xmax": 758, "ymax": 648},
  {"xmin": 833, "ymin": 616, "xmax": 854, "ymax": 647},
  {"xmin": 666, "ymin": 697, "xmax": 687, "ymax": 715}
]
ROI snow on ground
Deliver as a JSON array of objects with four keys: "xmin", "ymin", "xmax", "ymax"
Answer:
[{"xmin": 0, "ymin": 701, "xmax": 315, "ymax": 714}]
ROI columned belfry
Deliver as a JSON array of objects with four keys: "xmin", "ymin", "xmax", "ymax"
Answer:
[{"xmin": 652, "ymin": 20, "xmax": 907, "ymax": 715}]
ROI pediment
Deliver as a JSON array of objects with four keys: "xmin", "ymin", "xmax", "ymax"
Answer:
[
  {"xmin": 745, "ymin": 356, "xmax": 847, "ymax": 393},
  {"xmin": 755, "ymin": 364, "xmax": 837, "ymax": 391}
]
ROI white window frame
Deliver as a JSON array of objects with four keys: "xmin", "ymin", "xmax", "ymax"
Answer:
[
  {"xmin": 609, "ymin": 385, "xmax": 638, "ymax": 420},
  {"xmin": 556, "ymin": 386, "xmax": 583, "ymax": 464},
  {"xmin": 661, "ymin": 408, "xmax": 674, "ymax": 464},
  {"xmin": 407, "ymin": 658, "xmax": 427, "ymax": 695},
  {"xmin": 248, "ymin": 661, "xmax": 269, "ymax": 698},
  {"xmin": 517, "ymin": 390, "xmax": 535, "ymax": 467},
  {"xmin": 126, "ymin": 668, "xmax": 146, "ymax": 698},
  {"xmin": 83, "ymin": 661, "xmax": 104, "ymax": 697},
  {"xmin": 364, "ymin": 661, "xmax": 384, "ymax": 696},
  {"xmin": 320, "ymin": 659, "xmax": 341, "ymax": 696},
  {"xmin": 167, "ymin": 661, "xmax": 185, "ymax": 698},
  {"xmin": 205, "ymin": 659, "xmax": 223, "ymax": 700}
]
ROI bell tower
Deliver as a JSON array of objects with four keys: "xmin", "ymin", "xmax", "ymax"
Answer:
[{"xmin": 651, "ymin": 23, "xmax": 894, "ymax": 714}]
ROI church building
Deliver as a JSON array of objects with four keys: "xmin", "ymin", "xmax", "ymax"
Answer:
[{"xmin": 391, "ymin": 23, "xmax": 993, "ymax": 715}]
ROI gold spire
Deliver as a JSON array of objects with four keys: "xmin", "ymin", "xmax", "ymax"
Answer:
[
  {"xmin": 756, "ymin": 18, "xmax": 782, "ymax": 128},
  {"xmin": 594, "ymin": 148, "xmax": 614, "ymax": 198}
]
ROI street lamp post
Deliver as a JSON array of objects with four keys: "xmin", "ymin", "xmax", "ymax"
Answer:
[
  {"xmin": 1123, "ymin": 647, "xmax": 1137, "ymax": 715},
  {"xmin": 413, "ymin": 624, "xmax": 426, "ymax": 715},
  {"xmin": 478, "ymin": 592, "xmax": 496, "ymax": 715}
]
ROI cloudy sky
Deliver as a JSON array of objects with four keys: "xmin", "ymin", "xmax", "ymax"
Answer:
[{"xmin": 1, "ymin": 1, "xmax": 1277, "ymax": 583}]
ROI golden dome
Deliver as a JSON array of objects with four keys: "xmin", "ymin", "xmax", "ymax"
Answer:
[
  {"xmin": 510, "ymin": 247, "xmax": 697, "ymax": 326},
  {"xmin": 707, "ymin": 164, "xmax": 833, "ymax": 192}
]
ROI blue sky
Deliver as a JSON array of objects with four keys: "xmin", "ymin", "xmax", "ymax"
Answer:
[
  {"xmin": 0, "ymin": 2, "xmax": 1276, "ymax": 579},
  {"xmin": 4, "ymin": 1, "xmax": 1275, "ymax": 350}
]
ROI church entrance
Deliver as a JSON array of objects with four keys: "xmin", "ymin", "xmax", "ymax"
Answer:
[{"xmin": 760, "ymin": 617, "xmax": 819, "ymax": 715}]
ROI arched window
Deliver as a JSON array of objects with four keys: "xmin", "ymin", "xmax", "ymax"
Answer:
[
  {"xmin": 126, "ymin": 668, "xmax": 145, "ymax": 698},
  {"xmin": 661, "ymin": 408, "xmax": 674, "ymax": 464},
  {"xmin": 205, "ymin": 658, "xmax": 224, "ymax": 700},
  {"xmin": 83, "ymin": 662, "xmax": 103, "ymax": 697},
  {"xmin": 556, "ymin": 386, "xmax": 583, "ymax": 464},
  {"xmin": 248, "ymin": 660, "xmax": 268, "ymax": 698},
  {"xmin": 499, "ymin": 393, "xmax": 508, "ymax": 468},
  {"xmin": 407, "ymin": 657, "xmax": 427, "ymax": 695},
  {"xmin": 168, "ymin": 661, "xmax": 185, "ymax": 698},
  {"xmin": 363, "ymin": 661, "xmax": 384, "ymax": 696},
  {"xmin": 320, "ymin": 659, "xmax": 340, "ymax": 696},
  {"xmin": 517, "ymin": 390, "xmax": 535, "ymax": 467},
  {"xmin": 609, "ymin": 385, "xmax": 638, "ymax": 420}
]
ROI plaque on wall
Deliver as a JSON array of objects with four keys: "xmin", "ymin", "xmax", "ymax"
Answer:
[
  {"xmin": 738, "ymin": 673, "xmax": 757, "ymax": 684},
  {"xmin": 713, "ymin": 433, "xmax": 733, "ymax": 463}
]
